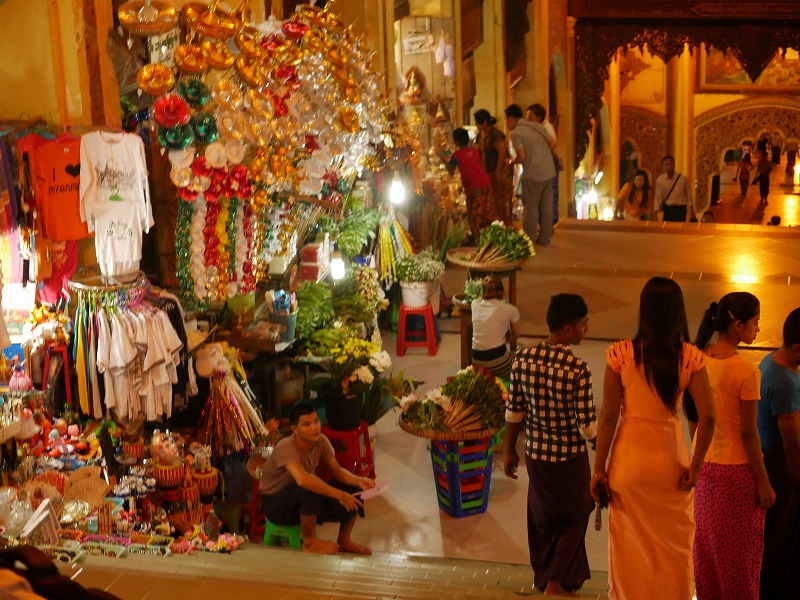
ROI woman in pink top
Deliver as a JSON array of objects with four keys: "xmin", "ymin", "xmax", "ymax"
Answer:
[{"xmin": 687, "ymin": 293, "xmax": 776, "ymax": 599}]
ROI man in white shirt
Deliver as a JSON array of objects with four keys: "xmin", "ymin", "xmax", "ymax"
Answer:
[{"xmin": 654, "ymin": 155, "xmax": 694, "ymax": 222}]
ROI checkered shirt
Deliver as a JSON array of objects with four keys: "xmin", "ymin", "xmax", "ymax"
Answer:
[{"xmin": 507, "ymin": 342, "xmax": 596, "ymax": 462}]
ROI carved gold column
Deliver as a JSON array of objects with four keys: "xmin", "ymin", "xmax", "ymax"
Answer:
[
  {"xmin": 565, "ymin": 16, "xmax": 576, "ymax": 216},
  {"xmin": 666, "ymin": 45, "xmax": 695, "ymax": 188},
  {"xmin": 606, "ymin": 50, "xmax": 621, "ymax": 196}
]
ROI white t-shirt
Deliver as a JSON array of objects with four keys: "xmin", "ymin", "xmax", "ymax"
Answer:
[
  {"xmin": 471, "ymin": 299, "xmax": 520, "ymax": 351},
  {"xmin": 79, "ymin": 132, "xmax": 154, "ymax": 276}
]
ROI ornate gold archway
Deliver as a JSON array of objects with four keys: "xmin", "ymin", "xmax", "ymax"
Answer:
[
  {"xmin": 574, "ymin": 22, "xmax": 800, "ymax": 164},
  {"xmin": 694, "ymin": 97, "xmax": 800, "ymax": 211}
]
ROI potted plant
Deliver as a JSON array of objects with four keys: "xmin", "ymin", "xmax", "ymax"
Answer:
[{"xmin": 396, "ymin": 249, "xmax": 446, "ymax": 312}]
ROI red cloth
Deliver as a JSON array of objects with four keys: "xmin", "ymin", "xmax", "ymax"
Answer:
[{"xmin": 37, "ymin": 240, "xmax": 78, "ymax": 304}]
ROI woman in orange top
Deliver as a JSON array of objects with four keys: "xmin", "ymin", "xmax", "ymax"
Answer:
[
  {"xmin": 614, "ymin": 169, "xmax": 653, "ymax": 221},
  {"xmin": 687, "ymin": 293, "xmax": 775, "ymax": 600}
]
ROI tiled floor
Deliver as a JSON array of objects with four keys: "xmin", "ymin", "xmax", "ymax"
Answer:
[{"xmin": 65, "ymin": 220, "xmax": 800, "ymax": 599}]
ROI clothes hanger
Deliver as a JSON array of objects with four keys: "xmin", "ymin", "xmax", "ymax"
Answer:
[{"xmin": 56, "ymin": 123, "xmax": 80, "ymax": 143}]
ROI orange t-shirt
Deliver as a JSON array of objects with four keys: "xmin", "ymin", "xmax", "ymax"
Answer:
[
  {"xmin": 34, "ymin": 138, "xmax": 91, "ymax": 241},
  {"xmin": 702, "ymin": 353, "xmax": 761, "ymax": 465}
]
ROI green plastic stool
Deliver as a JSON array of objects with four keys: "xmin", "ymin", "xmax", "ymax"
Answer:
[{"xmin": 263, "ymin": 520, "xmax": 303, "ymax": 549}]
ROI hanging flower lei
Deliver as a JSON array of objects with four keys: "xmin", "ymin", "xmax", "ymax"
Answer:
[
  {"xmin": 215, "ymin": 196, "xmax": 231, "ymax": 301},
  {"xmin": 176, "ymin": 196, "xmax": 196, "ymax": 308},
  {"xmin": 190, "ymin": 195, "xmax": 209, "ymax": 305},
  {"xmin": 240, "ymin": 200, "xmax": 255, "ymax": 293}
]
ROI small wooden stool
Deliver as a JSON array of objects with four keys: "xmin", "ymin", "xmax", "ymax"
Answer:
[
  {"xmin": 263, "ymin": 520, "xmax": 303, "ymax": 549},
  {"xmin": 322, "ymin": 422, "xmax": 375, "ymax": 478},
  {"xmin": 397, "ymin": 303, "xmax": 438, "ymax": 357}
]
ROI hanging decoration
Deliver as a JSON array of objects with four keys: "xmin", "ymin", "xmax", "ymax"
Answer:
[{"xmin": 119, "ymin": 0, "xmax": 394, "ymax": 305}]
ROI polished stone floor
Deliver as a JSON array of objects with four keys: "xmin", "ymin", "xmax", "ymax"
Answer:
[{"xmin": 65, "ymin": 219, "xmax": 800, "ymax": 599}]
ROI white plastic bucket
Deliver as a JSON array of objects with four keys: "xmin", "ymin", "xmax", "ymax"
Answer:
[{"xmin": 401, "ymin": 279, "xmax": 440, "ymax": 313}]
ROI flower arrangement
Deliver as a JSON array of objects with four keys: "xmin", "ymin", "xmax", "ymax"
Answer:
[
  {"xmin": 467, "ymin": 221, "xmax": 535, "ymax": 264},
  {"xmin": 361, "ymin": 369, "xmax": 416, "ymax": 426},
  {"xmin": 329, "ymin": 338, "xmax": 392, "ymax": 395},
  {"xmin": 463, "ymin": 278, "xmax": 483, "ymax": 302},
  {"xmin": 399, "ymin": 366, "xmax": 506, "ymax": 433},
  {"xmin": 396, "ymin": 249, "xmax": 446, "ymax": 283}
]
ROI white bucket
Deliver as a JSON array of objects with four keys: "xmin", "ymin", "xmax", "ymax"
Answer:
[{"xmin": 401, "ymin": 279, "xmax": 440, "ymax": 313}]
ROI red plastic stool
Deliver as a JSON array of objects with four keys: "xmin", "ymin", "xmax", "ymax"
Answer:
[
  {"xmin": 40, "ymin": 344, "xmax": 72, "ymax": 408},
  {"xmin": 249, "ymin": 479, "xmax": 266, "ymax": 540},
  {"xmin": 397, "ymin": 302, "xmax": 438, "ymax": 357},
  {"xmin": 322, "ymin": 421, "xmax": 375, "ymax": 478}
]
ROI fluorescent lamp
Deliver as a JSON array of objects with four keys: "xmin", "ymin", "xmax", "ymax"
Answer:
[{"xmin": 594, "ymin": 171, "xmax": 604, "ymax": 185}]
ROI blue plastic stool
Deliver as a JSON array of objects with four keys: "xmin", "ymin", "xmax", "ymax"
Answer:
[{"xmin": 263, "ymin": 520, "xmax": 303, "ymax": 549}]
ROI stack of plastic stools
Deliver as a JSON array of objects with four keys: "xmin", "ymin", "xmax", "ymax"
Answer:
[
  {"xmin": 248, "ymin": 480, "xmax": 266, "ymax": 540},
  {"xmin": 397, "ymin": 302, "xmax": 438, "ymax": 357},
  {"xmin": 429, "ymin": 435, "xmax": 496, "ymax": 517},
  {"xmin": 322, "ymin": 421, "xmax": 376, "ymax": 478},
  {"xmin": 263, "ymin": 520, "xmax": 303, "ymax": 549}
]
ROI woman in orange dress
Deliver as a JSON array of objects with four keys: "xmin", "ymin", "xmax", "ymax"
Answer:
[{"xmin": 591, "ymin": 277, "xmax": 716, "ymax": 600}]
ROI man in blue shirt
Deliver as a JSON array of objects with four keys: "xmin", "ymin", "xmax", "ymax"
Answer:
[{"xmin": 758, "ymin": 307, "xmax": 800, "ymax": 599}]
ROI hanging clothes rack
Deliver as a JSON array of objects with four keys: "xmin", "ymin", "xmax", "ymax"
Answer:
[{"xmin": 67, "ymin": 266, "xmax": 148, "ymax": 293}]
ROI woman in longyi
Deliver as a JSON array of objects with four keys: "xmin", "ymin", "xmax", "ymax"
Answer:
[{"xmin": 591, "ymin": 277, "xmax": 716, "ymax": 599}]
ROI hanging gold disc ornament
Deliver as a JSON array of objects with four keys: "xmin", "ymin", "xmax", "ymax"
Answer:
[{"xmin": 118, "ymin": 0, "xmax": 177, "ymax": 36}]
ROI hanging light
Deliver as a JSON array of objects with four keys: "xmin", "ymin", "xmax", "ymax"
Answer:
[
  {"xmin": 389, "ymin": 170, "xmax": 407, "ymax": 205},
  {"xmin": 330, "ymin": 250, "xmax": 345, "ymax": 281}
]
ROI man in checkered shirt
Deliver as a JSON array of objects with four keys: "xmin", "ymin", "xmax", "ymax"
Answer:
[{"xmin": 504, "ymin": 293, "xmax": 597, "ymax": 597}]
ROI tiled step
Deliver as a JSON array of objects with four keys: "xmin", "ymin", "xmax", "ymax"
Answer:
[{"xmin": 62, "ymin": 546, "xmax": 609, "ymax": 599}]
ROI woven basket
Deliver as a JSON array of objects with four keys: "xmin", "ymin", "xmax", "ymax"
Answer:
[
  {"xmin": 62, "ymin": 477, "xmax": 111, "ymax": 511},
  {"xmin": 398, "ymin": 417, "xmax": 501, "ymax": 441},
  {"xmin": 66, "ymin": 466, "xmax": 102, "ymax": 489},
  {"xmin": 446, "ymin": 248, "xmax": 526, "ymax": 272}
]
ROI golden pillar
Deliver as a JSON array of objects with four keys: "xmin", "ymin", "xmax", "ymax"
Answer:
[
  {"xmin": 666, "ymin": 45, "xmax": 695, "ymax": 206},
  {"xmin": 606, "ymin": 50, "xmax": 621, "ymax": 196},
  {"xmin": 565, "ymin": 16, "xmax": 577, "ymax": 215}
]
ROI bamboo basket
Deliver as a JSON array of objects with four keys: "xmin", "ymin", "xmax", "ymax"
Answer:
[
  {"xmin": 446, "ymin": 248, "xmax": 526, "ymax": 272},
  {"xmin": 398, "ymin": 417, "xmax": 501, "ymax": 442}
]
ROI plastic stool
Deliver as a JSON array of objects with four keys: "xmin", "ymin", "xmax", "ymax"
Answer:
[
  {"xmin": 263, "ymin": 520, "xmax": 303, "ymax": 549},
  {"xmin": 322, "ymin": 421, "xmax": 375, "ymax": 478},
  {"xmin": 40, "ymin": 344, "xmax": 72, "ymax": 408},
  {"xmin": 397, "ymin": 303, "xmax": 438, "ymax": 357}
]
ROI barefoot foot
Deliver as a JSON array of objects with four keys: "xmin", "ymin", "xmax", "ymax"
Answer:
[
  {"xmin": 338, "ymin": 541, "xmax": 372, "ymax": 555},
  {"xmin": 302, "ymin": 538, "xmax": 339, "ymax": 554}
]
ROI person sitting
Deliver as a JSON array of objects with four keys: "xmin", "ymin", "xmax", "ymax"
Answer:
[
  {"xmin": 615, "ymin": 169, "xmax": 654, "ymax": 221},
  {"xmin": 471, "ymin": 275, "xmax": 520, "ymax": 380},
  {"xmin": 258, "ymin": 402, "xmax": 375, "ymax": 555}
]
